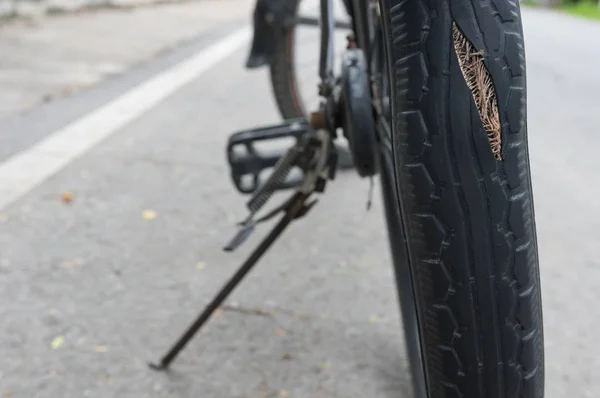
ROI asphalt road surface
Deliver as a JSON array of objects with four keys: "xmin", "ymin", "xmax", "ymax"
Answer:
[{"xmin": 0, "ymin": 3, "xmax": 599, "ymax": 398}]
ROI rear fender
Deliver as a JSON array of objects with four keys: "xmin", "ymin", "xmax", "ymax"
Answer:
[{"xmin": 245, "ymin": 0, "xmax": 286, "ymax": 69}]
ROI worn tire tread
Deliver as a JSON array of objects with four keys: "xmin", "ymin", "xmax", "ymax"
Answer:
[{"xmin": 379, "ymin": 0, "xmax": 544, "ymax": 397}]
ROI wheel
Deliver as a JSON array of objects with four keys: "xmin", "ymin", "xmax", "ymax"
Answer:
[
  {"xmin": 268, "ymin": 0, "xmax": 355, "ymax": 170},
  {"xmin": 374, "ymin": 0, "xmax": 545, "ymax": 397}
]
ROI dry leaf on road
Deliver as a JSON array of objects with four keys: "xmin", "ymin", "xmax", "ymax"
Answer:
[
  {"xmin": 279, "ymin": 390, "xmax": 289, "ymax": 397},
  {"xmin": 368, "ymin": 315, "xmax": 380, "ymax": 323},
  {"xmin": 274, "ymin": 328, "xmax": 287, "ymax": 337},
  {"xmin": 61, "ymin": 192, "xmax": 73, "ymax": 203},
  {"xmin": 61, "ymin": 258, "xmax": 85, "ymax": 268},
  {"xmin": 142, "ymin": 210, "xmax": 157, "ymax": 220},
  {"xmin": 93, "ymin": 345, "xmax": 108, "ymax": 353},
  {"xmin": 50, "ymin": 336, "xmax": 65, "ymax": 350},
  {"xmin": 282, "ymin": 354, "xmax": 292, "ymax": 361},
  {"xmin": 196, "ymin": 262, "xmax": 206, "ymax": 270}
]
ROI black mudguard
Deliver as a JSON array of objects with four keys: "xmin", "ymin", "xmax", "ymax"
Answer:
[{"xmin": 245, "ymin": 0, "xmax": 286, "ymax": 69}]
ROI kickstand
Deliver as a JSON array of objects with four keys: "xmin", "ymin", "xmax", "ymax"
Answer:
[{"xmin": 149, "ymin": 192, "xmax": 312, "ymax": 371}]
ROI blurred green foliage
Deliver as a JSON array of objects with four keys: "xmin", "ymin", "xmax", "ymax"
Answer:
[
  {"xmin": 522, "ymin": 0, "xmax": 600, "ymax": 20},
  {"xmin": 559, "ymin": 1, "xmax": 600, "ymax": 20}
]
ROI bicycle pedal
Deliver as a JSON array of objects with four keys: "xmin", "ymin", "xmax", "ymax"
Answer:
[{"xmin": 227, "ymin": 118, "xmax": 309, "ymax": 194}]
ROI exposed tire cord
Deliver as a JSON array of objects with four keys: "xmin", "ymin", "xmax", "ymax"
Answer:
[
  {"xmin": 452, "ymin": 22, "xmax": 502, "ymax": 160},
  {"xmin": 379, "ymin": 0, "xmax": 544, "ymax": 397}
]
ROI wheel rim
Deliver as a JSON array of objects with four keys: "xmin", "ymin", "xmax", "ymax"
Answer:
[{"xmin": 287, "ymin": 0, "xmax": 350, "ymax": 116}]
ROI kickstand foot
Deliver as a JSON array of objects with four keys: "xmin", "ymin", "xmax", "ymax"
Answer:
[{"xmin": 148, "ymin": 362, "xmax": 168, "ymax": 372}]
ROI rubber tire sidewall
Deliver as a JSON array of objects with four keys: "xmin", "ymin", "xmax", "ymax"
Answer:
[{"xmin": 378, "ymin": 0, "xmax": 545, "ymax": 397}]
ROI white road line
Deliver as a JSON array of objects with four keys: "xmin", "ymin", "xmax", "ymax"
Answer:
[{"xmin": 0, "ymin": 27, "xmax": 250, "ymax": 211}]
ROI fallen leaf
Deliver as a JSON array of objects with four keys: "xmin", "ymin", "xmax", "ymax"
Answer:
[
  {"xmin": 274, "ymin": 328, "xmax": 287, "ymax": 337},
  {"xmin": 368, "ymin": 315, "xmax": 380, "ymax": 323},
  {"xmin": 93, "ymin": 345, "xmax": 108, "ymax": 353},
  {"xmin": 3, "ymin": 390, "xmax": 13, "ymax": 397},
  {"xmin": 61, "ymin": 192, "xmax": 73, "ymax": 203},
  {"xmin": 196, "ymin": 262, "xmax": 206, "ymax": 270},
  {"xmin": 279, "ymin": 390, "xmax": 289, "ymax": 397},
  {"xmin": 0, "ymin": 214, "xmax": 8, "ymax": 223},
  {"xmin": 319, "ymin": 314, "xmax": 329, "ymax": 319},
  {"xmin": 50, "ymin": 335, "xmax": 65, "ymax": 350},
  {"xmin": 282, "ymin": 353, "xmax": 292, "ymax": 361},
  {"xmin": 142, "ymin": 210, "xmax": 157, "ymax": 220},
  {"xmin": 61, "ymin": 258, "xmax": 85, "ymax": 268},
  {"xmin": 320, "ymin": 361, "xmax": 332, "ymax": 370},
  {"xmin": 212, "ymin": 308, "xmax": 223, "ymax": 317},
  {"xmin": 220, "ymin": 305, "xmax": 273, "ymax": 317},
  {"xmin": 255, "ymin": 308, "xmax": 273, "ymax": 316}
]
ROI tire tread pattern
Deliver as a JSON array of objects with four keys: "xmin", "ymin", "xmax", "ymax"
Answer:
[{"xmin": 382, "ymin": 0, "xmax": 544, "ymax": 397}]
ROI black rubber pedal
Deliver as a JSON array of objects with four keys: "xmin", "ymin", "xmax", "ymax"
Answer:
[{"xmin": 227, "ymin": 118, "xmax": 309, "ymax": 194}]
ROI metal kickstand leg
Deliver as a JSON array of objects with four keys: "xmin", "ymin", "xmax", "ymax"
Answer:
[{"xmin": 148, "ymin": 192, "xmax": 314, "ymax": 371}]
